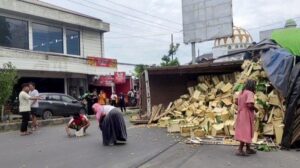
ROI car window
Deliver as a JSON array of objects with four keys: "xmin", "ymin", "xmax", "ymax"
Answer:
[
  {"xmin": 61, "ymin": 96, "xmax": 74, "ymax": 103},
  {"xmin": 46, "ymin": 95, "xmax": 61, "ymax": 101}
]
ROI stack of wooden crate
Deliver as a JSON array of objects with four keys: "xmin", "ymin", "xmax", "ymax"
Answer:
[{"xmin": 150, "ymin": 60, "xmax": 285, "ymax": 145}]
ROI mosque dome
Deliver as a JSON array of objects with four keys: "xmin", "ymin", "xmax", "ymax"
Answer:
[{"xmin": 213, "ymin": 26, "xmax": 253, "ymax": 51}]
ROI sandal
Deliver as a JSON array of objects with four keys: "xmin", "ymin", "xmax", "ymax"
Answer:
[
  {"xmin": 235, "ymin": 151, "xmax": 248, "ymax": 156},
  {"xmin": 246, "ymin": 149, "xmax": 257, "ymax": 154}
]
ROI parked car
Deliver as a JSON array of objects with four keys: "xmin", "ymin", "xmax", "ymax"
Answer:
[
  {"xmin": 37, "ymin": 93, "xmax": 86, "ymax": 120},
  {"xmin": 12, "ymin": 93, "xmax": 86, "ymax": 120}
]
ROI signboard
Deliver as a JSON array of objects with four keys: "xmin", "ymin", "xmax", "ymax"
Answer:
[
  {"xmin": 87, "ymin": 57, "xmax": 117, "ymax": 68},
  {"xmin": 99, "ymin": 75, "xmax": 114, "ymax": 87},
  {"xmin": 182, "ymin": 0, "xmax": 233, "ymax": 43},
  {"xmin": 114, "ymin": 72, "xmax": 126, "ymax": 84}
]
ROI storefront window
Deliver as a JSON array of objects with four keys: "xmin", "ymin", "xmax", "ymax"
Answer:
[
  {"xmin": 32, "ymin": 23, "xmax": 63, "ymax": 53},
  {"xmin": 67, "ymin": 29, "xmax": 80, "ymax": 55},
  {"xmin": 0, "ymin": 16, "xmax": 29, "ymax": 49}
]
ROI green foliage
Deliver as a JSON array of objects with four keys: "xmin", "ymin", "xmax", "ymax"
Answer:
[
  {"xmin": 234, "ymin": 84, "xmax": 244, "ymax": 92},
  {"xmin": 256, "ymin": 99, "xmax": 270, "ymax": 111},
  {"xmin": 256, "ymin": 144, "xmax": 274, "ymax": 152},
  {"xmin": 161, "ymin": 57, "xmax": 180, "ymax": 67},
  {"xmin": 0, "ymin": 62, "xmax": 18, "ymax": 106},
  {"xmin": 134, "ymin": 64, "xmax": 148, "ymax": 78},
  {"xmin": 160, "ymin": 43, "xmax": 180, "ymax": 67},
  {"xmin": 256, "ymin": 82, "xmax": 267, "ymax": 92}
]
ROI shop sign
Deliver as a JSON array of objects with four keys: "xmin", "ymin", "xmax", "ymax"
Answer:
[
  {"xmin": 99, "ymin": 75, "xmax": 114, "ymax": 86},
  {"xmin": 114, "ymin": 72, "xmax": 126, "ymax": 84},
  {"xmin": 87, "ymin": 56, "xmax": 117, "ymax": 68}
]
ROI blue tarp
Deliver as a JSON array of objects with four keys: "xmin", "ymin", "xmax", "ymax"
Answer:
[{"xmin": 261, "ymin": 48, "xmax": 294, "ymax": 97}]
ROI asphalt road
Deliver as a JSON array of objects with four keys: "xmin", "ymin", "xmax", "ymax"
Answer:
[{"xmin": 0, "ymin": 117, "xmax": 299, "ymax": 168}]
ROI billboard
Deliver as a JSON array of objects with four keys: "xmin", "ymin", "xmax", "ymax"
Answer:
[
  {"xmin": 182, "ymin": 0, "xmax": 233, "ymax": 43},
  {"xmin": 87, "ymin": 57, "xmax": 117, "ymax": 68},
  {"xmin": 114, "ymin": 72, "xmax": 126, "ymax": 84},
  {"xmin": 98, "ymin": 75, "xmax": 114, "ymax": 87}
]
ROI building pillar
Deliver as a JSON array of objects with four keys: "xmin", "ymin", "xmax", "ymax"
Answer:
[
  {"xmin": 63, "ymin": 27, "xmax": 67, "ymax": 55},
  {"xmin": 64, "ymin": 77, "xmax": 68, "ymax": 95},
  {"xmin": 28, "ymin": 19, "xmax": 33, "ymax": 50}
]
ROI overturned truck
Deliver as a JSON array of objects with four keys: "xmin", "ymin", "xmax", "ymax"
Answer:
[{"xmin": 139, "ymin": 44, "xmax": 300, "ymax": 149}]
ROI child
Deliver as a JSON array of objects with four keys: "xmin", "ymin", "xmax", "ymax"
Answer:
[
  {"xmin": 65, "ymin": 112, "xmax": 90, "ymax": 137},
  {"xmin": 235, "ymin": 80, "xmax": 257, "ymax": 156}
]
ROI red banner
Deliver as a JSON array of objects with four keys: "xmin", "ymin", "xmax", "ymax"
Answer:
[
  {"xmin": 99, "ymin": 75, "xmax": 114, "ymax": 87},
  {"xmin": 114, "ymin": 72, "xmax": 126, "ymax": 84},
  {"xmin": 87, "ymin": 57, "xmax": 117, "ymax": 68}
]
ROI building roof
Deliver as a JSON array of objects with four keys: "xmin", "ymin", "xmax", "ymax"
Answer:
[
  {"xmin": 0, "ymin": 0, "xmax": 109, "ymax": 32},
  {"xmin": 23, "ymin": 0, "xmax": 103, "ymax": 22},
  {"xmin": 147, "ymin": 61, "xmax": 243, "ymax": 75}
]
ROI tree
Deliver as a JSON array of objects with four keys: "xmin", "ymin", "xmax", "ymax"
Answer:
[
  {"xmin": 134, "ymin": 64, "xmax": 149, "ymax": 78},
  {"xmin": 161, "ymin": 43, "xmax": 180, "ymax": 67},
  {"xmin": 0, "ymin": 62, "xmax": 18, "ymax": 121}
]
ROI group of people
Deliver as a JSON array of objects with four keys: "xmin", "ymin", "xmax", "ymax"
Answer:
[
  {"xmin": 65, "ymin": 103, "xmax": 127, "ymax": 146},
  {"xmin": 18, "ymin": 82, "xmax": 127, "ymax": 146},
  {"xmin": 17, "ymin": 78, "xmax": 257, "ymax": 150},
  {"xmin": 84, "ymin": 90, "xmax": 129, "ymax": 113},
  {"xmin": 18, "ymin": 82, "xmax": 40, "ymax": 136}
]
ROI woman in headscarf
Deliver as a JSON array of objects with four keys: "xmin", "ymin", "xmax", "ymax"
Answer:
[
  {"xmin": 235, "ymin": 79, "xmax": 257, "ymax": 156},
  {"xmin": 92, "ymin": 103, "xmax": 127, "ymax": 146}
]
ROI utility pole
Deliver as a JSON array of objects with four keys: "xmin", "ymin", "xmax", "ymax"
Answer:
[
  {"xmin": 171, "ymin": 34, "xmax": 174, "ymax": 60},
  {"xmin": 191, "ymin": 42, "xmax": 196, "ymax": 64}
]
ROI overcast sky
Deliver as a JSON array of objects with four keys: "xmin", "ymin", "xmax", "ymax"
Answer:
[{"xmin": 41, "ymin": 0, "xmax": 300, "ymax": 74}]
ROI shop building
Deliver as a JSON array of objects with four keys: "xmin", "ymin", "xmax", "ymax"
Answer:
[{"xmin": 0, "ymin": 0, "xmax": 116, "ymax": 98}]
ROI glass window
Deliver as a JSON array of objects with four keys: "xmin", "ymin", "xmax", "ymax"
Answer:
[
  {"xmin": 32, "ymin": 23, "xmax": 63, "ymax": 53},
  {"xmin": 67, "ymin": 29, "xmax": 80, "ymax": 55},
  {"xmin": 47, "ymin": 95, "xmax": 61, "ymax": 101},
  {"xmin": 0, "ymin": 16, "xmax": 28, "ymax": 49},
  {"xmin": 62, "ymin": 96, "xmax": 75, "ymax": 103}
]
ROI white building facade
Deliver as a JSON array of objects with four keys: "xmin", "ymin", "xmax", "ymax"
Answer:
[{"xmin": 0, "ymin": 0, "xmax": 115, "ymax": 98}]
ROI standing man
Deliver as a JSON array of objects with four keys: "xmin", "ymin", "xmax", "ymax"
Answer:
[
  {"xmin": 119, "ymin": 93, "xmax": 126, "ymax": 113},
  {"xmin": 98, "ymin": 90, "xmax": 107, "ymax": 105},
  {"xmin": 110, "ymin": 91, "xmax": 117, "ymax": 107},
  {"xmin": 19, "ymin": 83, "xmax": 40, "ymax": 136},
  {"xmin": 29, "ymin": 82, "xmax": 39, "ymax": 131}
]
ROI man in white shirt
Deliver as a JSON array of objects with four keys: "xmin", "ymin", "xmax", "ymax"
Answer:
[
  {"xmin": 110, "ymin": 92, "xmax": 117, "ymax": 107},
  {"xmin": 19, "ymin": 83, "xmax": 40, "ymax": 136},
  {"xmin": 29, "ymin": 82, "xmax": 39, "ymax": 131}
]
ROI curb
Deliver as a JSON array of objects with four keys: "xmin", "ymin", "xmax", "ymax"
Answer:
[{"xmin": 0, "ymin": 115, "xmax": 96, "ymax": 133}]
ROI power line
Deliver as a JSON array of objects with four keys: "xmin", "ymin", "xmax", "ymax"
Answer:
[
  {"xmin": 104, "ymin": 0, "xmax": 182, "ymax": 26},
  {"xmin": 247, "ymin": 16, "xmax": 300, "ymax": 31},
  {"xmin": 82, "ymin": 0, "xmax": 180, "ymax": 30},
  {"xmin": 67, "ymin": 0, "xmax": 179, "ymax": 31},
  {"xmin": 107, "ymin": 31, "xmax": 182, "ymax": 39},
  {"xmin": 64, "ymin": 0, "xmax": 182, "ymax": 43}
]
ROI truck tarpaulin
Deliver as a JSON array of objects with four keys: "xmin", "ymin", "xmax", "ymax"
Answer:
[
  {"xmin": 261, "ymin": 48, "xmax": 294, "ymax": 98},
  {"xmin": 282, "ymin": 63, "xmax": 300, "ymax": 149}
]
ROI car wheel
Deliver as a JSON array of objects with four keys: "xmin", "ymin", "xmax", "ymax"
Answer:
[
  {"xmin": 42, "ymin": 110, "xmax": 53, "ymax": 120},
  {"xmin": 79, "ymin": 108, "xmax": 87, "ymax": 115}
]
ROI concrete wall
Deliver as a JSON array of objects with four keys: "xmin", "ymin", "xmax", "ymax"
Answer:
[
  {"xmin": 82, "ymin": 30, "xmax": 102, "ymax": 57},
  {"xmin": 0, "ymin": 47, "xmax": 116, "ymax": 75}
]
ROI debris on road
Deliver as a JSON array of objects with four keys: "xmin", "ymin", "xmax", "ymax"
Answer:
[{"xmin": 140, "ymin": 60, "xmax": 285, "ymax": 146}]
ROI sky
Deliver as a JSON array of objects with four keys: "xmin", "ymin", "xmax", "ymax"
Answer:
[{"xmin": 41, "ymin": 0, "xmax": 300, "ymax": 74}]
